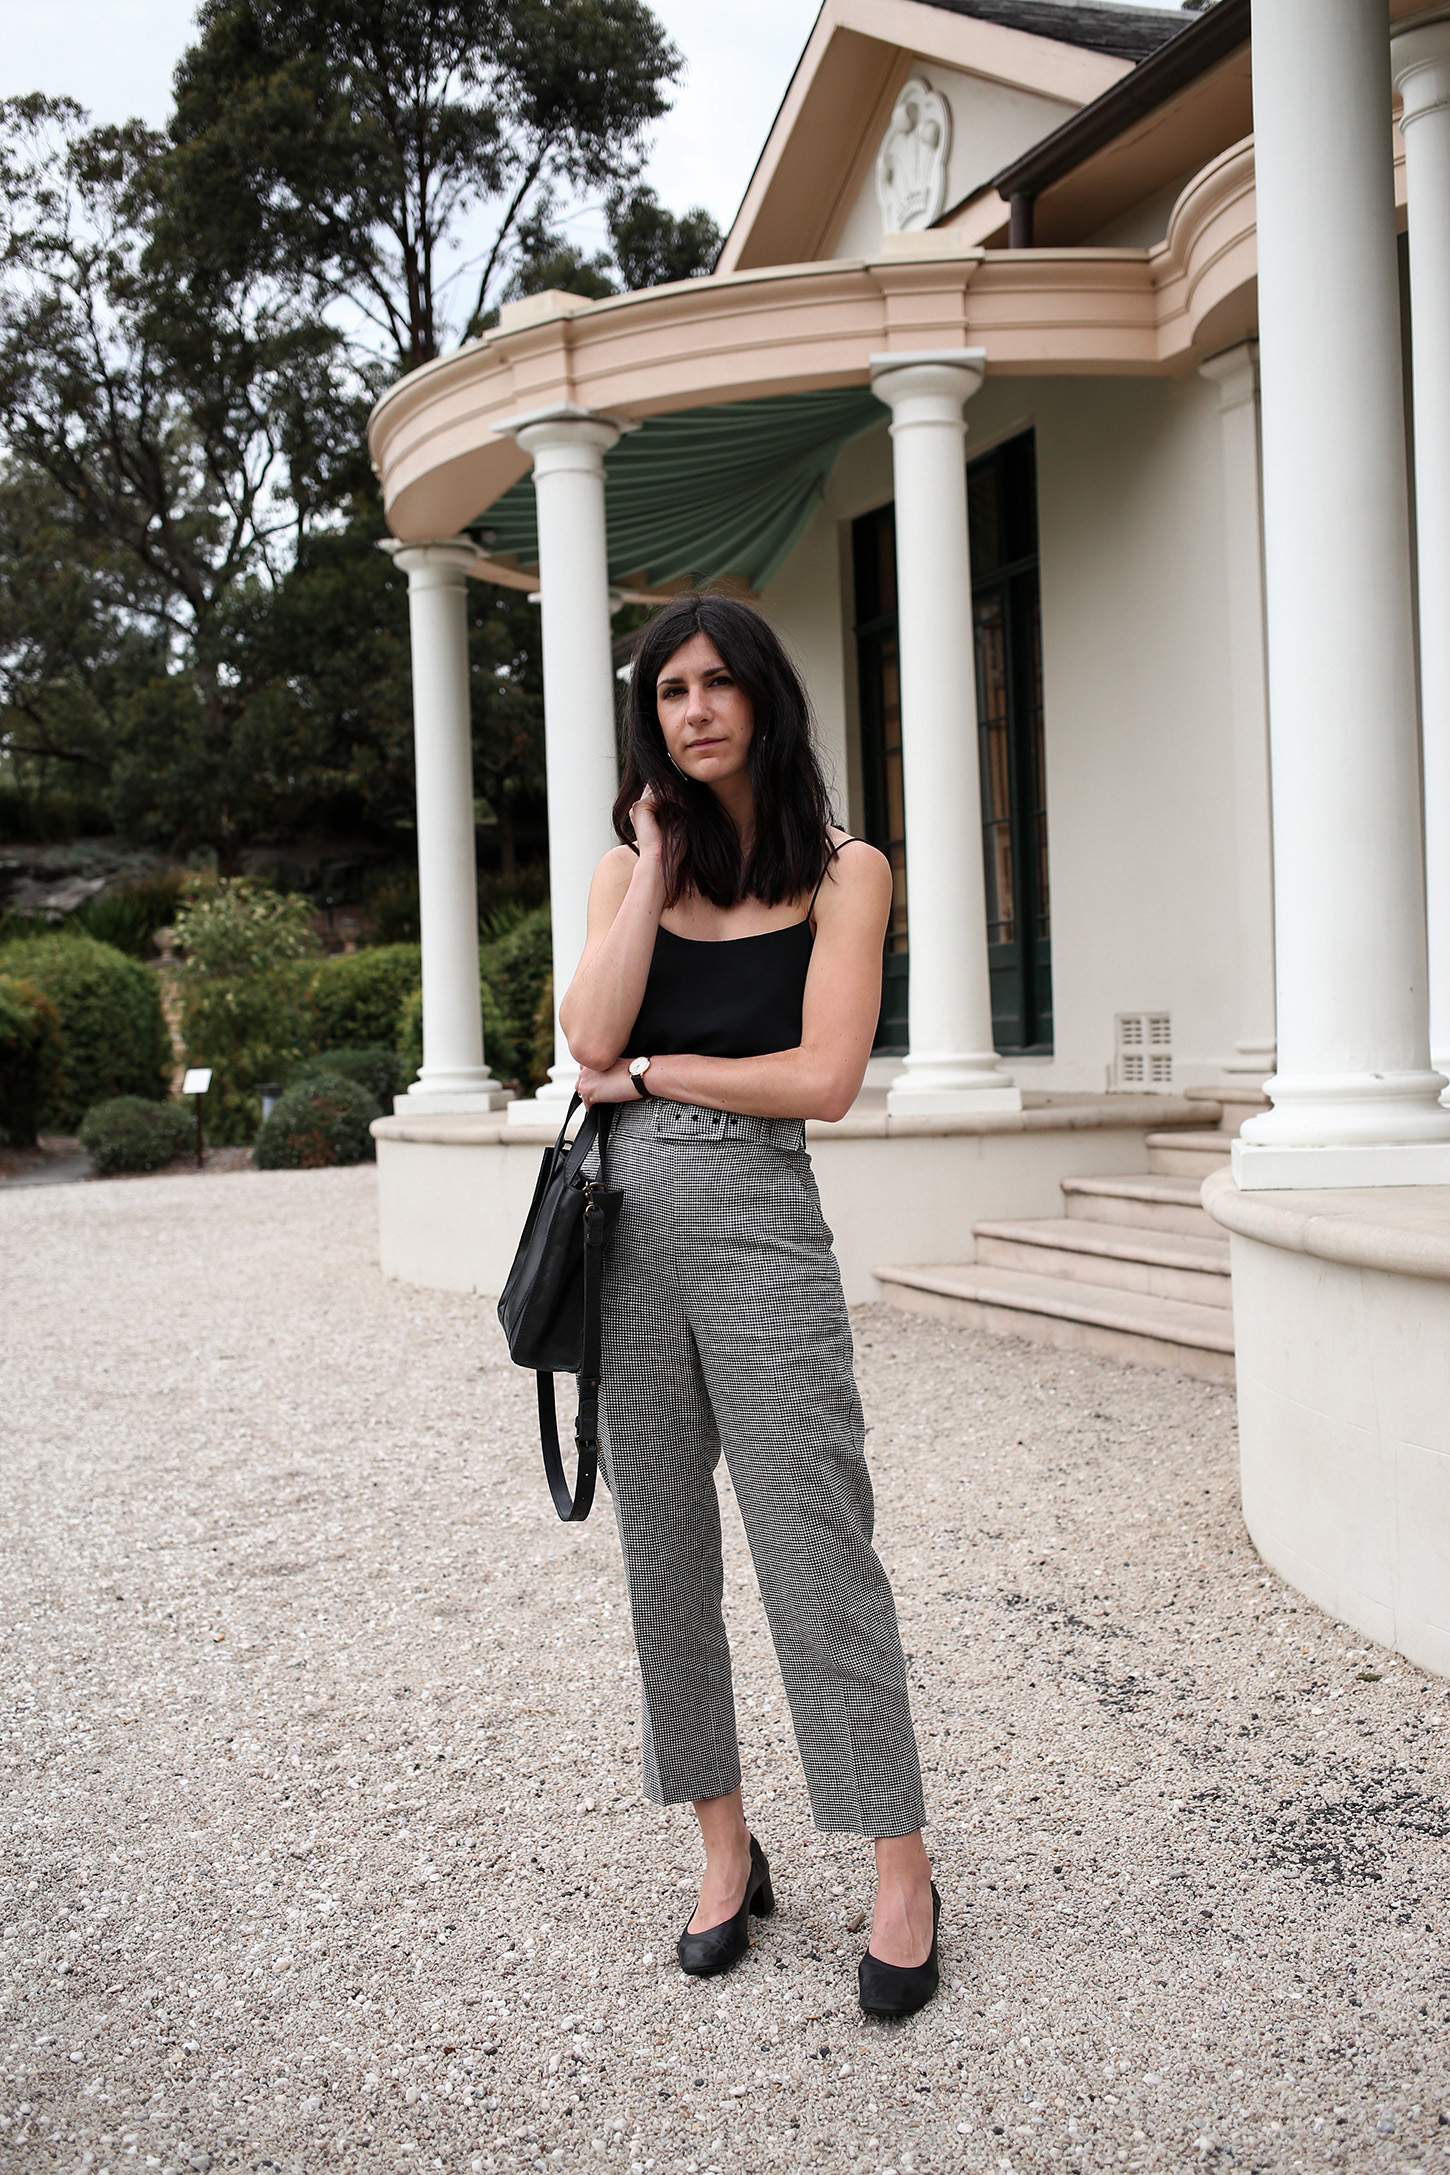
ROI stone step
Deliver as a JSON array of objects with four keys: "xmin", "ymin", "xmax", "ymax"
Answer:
[
  {"xmin": 874, "ymin": 1261, "xmax": 1235, "ymax": 1382},
  {"xmin": 1145, "ymin": 1130, "xmax": 1236, "ymax": 1178},
  {"xmin": 1060, "ymin": 1173, "xmax": 1218, "ymax": 1237},
  {"xmin": 1187, "ymin": 1085, "xmax": 1272, "ymax": 1137},
  {"xmin": 974, "ymin": 1216, "xmax": 1232, "ymax": 1308}
]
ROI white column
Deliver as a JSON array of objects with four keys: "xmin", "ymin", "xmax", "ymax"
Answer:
[
  {"xmin": 1234, "ymin": 0, "xmax": 1450, "ymax": 1188},
  {"xmin": 1393, "ymin": 12, "xmax": 1450, "ymax": 1089},
  {"xmin": 383, "ymin": 539, "xmax": 505, "ymax": 1113},
  {"xmin": 497, "ymin": 407, "xmax": 622, "ymax": 1123},
  {"xmin": 869, "ymin": 352, "xmax": 1021, "ymax": 1116},
  {"xmin": 1198, "ymin": 343, "xmax": 1276, "ymax": 1083}
]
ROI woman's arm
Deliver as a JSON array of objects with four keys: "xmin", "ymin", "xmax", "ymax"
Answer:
[
  {"xmin": 558, "ymin": 820, "xmax": 666, "ymax": 1070},
  {"xmin": 577, "ymin": 842, "xmax": 892, "ymax": 1122}
]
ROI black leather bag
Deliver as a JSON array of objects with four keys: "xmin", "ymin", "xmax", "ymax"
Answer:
[{"xmin": 496, "ymin": 1094, "xmax": 622, "ymax": 1521}]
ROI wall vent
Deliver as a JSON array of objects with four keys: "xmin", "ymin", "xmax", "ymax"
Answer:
[{"xmin": 1113, "ymin": 1012, "xmax": 1172, "ymax": 1089}]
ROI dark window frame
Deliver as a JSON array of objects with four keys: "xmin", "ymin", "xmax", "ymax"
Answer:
[{"xmin": 852, "ymin": 428, "xmax": 1052, "ymax": 1056}]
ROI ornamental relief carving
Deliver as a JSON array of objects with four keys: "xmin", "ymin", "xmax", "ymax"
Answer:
[{"xmin": 875, "ymin": 75, "xmax": 953, "ymax": 234}]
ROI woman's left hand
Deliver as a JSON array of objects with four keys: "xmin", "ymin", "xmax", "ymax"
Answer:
[{"xmin": 576, "ymin": 1060, "xmax": 639, "ymax": 1106}]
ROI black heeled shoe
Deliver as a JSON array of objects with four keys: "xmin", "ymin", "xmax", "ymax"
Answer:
[
  {"xmin": 858, "ymin": 1882, "xmax": 941, "ymax": 2019},
  {"xmin": 676, "ymin": 1835, "xmax": 775, "ymax": 1977}
]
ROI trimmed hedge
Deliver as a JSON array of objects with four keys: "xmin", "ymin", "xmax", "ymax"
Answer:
[
  {"xmin": 292, "ymin": 1046, "xmax": 406, "ymax": 1110},
  {"xmin": 396, "ymin": 973, "xmax": 514, "ymax": 1094},
  {"xmin": 253, "ymin": 1073, "xmax": 381, "ymax": 1169},
  {"xmin": 479, "ymin": 905, "xmax": 551, "ymax": 1090},
  {"xmin": 0, "ymin": 975, "xmax": 63, "ymax": 1146},
  {"xmin": 0, "ymin": 933, "xmax": 172, "ymax": 1130},
  {"xmin": 79, "ymin": 1095, "xmax": 193, "ymax": 1175},
  {"xmin": 176, "ymin": 908, "xmax": 552, "ymax": 1132},
  {"xmin": 311, "ymin": 945, "xmax": 423, "ymax": 1051}
]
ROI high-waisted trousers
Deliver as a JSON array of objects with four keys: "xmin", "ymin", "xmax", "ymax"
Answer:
[{"xmin": 596, "ymin": 1095, "xmax": 926, "ymax": 1838}]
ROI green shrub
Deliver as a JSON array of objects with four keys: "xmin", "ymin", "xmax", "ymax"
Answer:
[
  {"xmin": 480, "ymin": 904, "xmax": 551, "ymax": 1086},
  {"xmin": 529, "ymin": 969, "xmax": 555, "ymax": 1092},
  {"xmin": 0, "ymin": 975, "xmax": 63, "ymax": 1146},
  {"xmin": 178, "ymin": 960, "xmax": 315, "ymax": 1146},
  {"xmin": 0, "ymin": 932, "xmax": 172, "ymax": 1129},
  {"xmin": 174, "ymin": 874, "xmax": 320, "ymax": 977},
  {"xmin": 71, "ymin": 872, "xmax": 185, "ymax": 958},
  {"xmin": 79, "ymin": 1095, "xmax": 193, "ymax": 1175},
  {"xmin": 0, "ymin": 780, "xmax": 110, "ymax": 844},
  {"xmin": 310, "ymin": 944, "xmax": 422, "ymax": 1051},
  {"xmin": 291, "ymin": 1046, "xmax": 406, "ymax": 1110},
  {"xmin": 396, "ymin": 971, "xmax": 516, "ymax": 1091},
  {"xmin": 175, "ymin": 878, "xmax": 322, "ymax": 1145},
  {"xmin": 253, "ymin": 1073, "xmax": 380, "ymax": 1169}
]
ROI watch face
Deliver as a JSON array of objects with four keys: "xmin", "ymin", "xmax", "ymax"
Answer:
[{"xmin": 630, "ymin": 1057, "xmax": 648, "ymax": 1076}]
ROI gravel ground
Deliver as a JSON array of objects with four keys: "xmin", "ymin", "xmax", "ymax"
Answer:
[{"xmin": 2, "ymin": 1164, "xmax": 1448, "ymax": 2175}]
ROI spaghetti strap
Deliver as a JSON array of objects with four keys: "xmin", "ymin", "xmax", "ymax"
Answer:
[{"xmin": 807, "ymin": 834, "xmax": 858, "ymax": 915}]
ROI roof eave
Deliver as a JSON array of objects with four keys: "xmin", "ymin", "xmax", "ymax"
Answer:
[{"xmin": 991, "ymin": 0, "xmax": 1251, "ymax": 208}]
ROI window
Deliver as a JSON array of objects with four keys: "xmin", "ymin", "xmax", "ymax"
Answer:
[
  {"xmin": 852, "ymin": 429, "xmax": 1052, "ymax": 1054},
  {"xmin": 852, "ymin": 510, "xmax": 909, "ymax": 1049}
]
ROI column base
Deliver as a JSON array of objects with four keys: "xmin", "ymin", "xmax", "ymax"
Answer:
[
  {"xmin": 393, "ymin": 1082, "xmax": 510, "ymax": 1115},
  {"xmin": 887, "ymin": 1081, "xmax": 1022, "ymax": 1116},
  {"xmin": 505, "ymin": 1098, "xmax": 572, "ymax": 1126},
  {"xmin": 1233, "ymin": 1137, "xmax": 1450, "ymax": 1189},
  {"xmin": 1238, "ymin": 1067, "xmax": 1450, "ymax": 1155},
  {"xmin": 506, "ymin": 1068, "xmax": 580, "ymax": 1126},
  {"xmin": 887, "ymin": 1053, "xmax": 1021, "ymax": 1116}
]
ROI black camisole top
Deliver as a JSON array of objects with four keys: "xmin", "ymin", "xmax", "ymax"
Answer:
[{"xmin": 625, "ymin": 840, "xmax": 852, "ymax": 1060}]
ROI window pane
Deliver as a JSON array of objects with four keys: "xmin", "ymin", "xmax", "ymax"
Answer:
[
  {"xmin": 1022, "ymin": 580, "xmax": 1050, "ymax": 941},
  {"xmin": 968, "ymin": 461, "xmax": 1002, "ymax": 577},
  {"xmin": 880, "ymin": 641, "xmax": 908, "ymax": 952},
  {"xmin": 974, "ymin": 592, "xmax": 1015, "ymax": 946}
]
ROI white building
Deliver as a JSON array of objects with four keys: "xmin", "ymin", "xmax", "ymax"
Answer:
[{"xmin": 368, "ymin": 0, "xmax": 1450, "ymax": 1680}]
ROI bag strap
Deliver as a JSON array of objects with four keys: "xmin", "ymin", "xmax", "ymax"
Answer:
[{"xmin": 538, "ymin": 1102, "xmax": 612, "ymax": 1522}]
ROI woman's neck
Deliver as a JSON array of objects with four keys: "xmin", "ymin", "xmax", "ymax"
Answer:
[{"xmin": 711, "ymin": 771, "xmax": 756, "ymax": 858}]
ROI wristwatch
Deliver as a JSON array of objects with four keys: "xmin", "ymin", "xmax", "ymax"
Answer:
[{"xmin": 628, "ymin": 1055, "xmax": 654, "ymax": 1098}]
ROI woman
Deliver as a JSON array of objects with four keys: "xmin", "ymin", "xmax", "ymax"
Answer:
[{"xmin": 559, "ymin": 592, "xmax": 939, "ymax": 2019}]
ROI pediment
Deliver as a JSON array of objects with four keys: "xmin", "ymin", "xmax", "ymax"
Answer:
[{"xmin": 718, "ymin": 0, "xmax": 1179, "ymax": 273}]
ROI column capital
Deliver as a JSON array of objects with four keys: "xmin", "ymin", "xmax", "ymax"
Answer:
[
  {"xmin": 1393, "ymin": 12, "xmax": 1450, "ymax": 121},
  {"xmin": 869, "ymin": 350, "xmax": 987, "ymax": 416},
  {"xmin": 377, "ymin": 536, "xmax": 482, "ymax": 588},
  {"xmin": 1198, "ymin": 340, "xmax": 1260, "ymax": 412},
  {"xmin": 494, "ymin": 402, "xmax": 631, "ymax": 472}
]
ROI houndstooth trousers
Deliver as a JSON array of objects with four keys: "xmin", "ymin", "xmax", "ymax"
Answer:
[{"xmin": 595, "ymin": 1095, "xmax": 926, "ymax": 1838}]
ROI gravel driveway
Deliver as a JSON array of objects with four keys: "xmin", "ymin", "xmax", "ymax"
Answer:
[{"xmin": 2, "ymin": 1164, "xmax": 1447, "ymax": 2175}]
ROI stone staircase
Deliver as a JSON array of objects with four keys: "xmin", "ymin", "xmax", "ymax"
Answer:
[{"xmin": 874, "ymin": 1088, "xmax": 1266, "ymax": 1380}]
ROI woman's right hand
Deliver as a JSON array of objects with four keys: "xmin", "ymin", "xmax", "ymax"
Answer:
[{"xmin": 630, "ymin": 781, "xmax": 664, "ymax": 862}]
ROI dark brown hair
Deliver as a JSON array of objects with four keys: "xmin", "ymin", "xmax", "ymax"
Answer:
[{"xmin": 612, "ymin": 593, "xmax": 835, "ymax": 908}]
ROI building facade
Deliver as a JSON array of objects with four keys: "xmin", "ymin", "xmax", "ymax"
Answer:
[{"xmin": 369, "ymin": 0, "xmax": 1450, "ymax": 1678}]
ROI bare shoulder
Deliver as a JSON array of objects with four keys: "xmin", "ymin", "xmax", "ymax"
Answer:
[
  {"xmin": 583, "ymin": 844, "xmax": 640, "ymax": 930},
  {"xmin": 813, "ymin": 832, "xmax": 892, "ymax": 931},
  {"xmin": 820, "ymin": 833, "xmax": 892, "ymax": 902},
  {"xmin": 591, "ymin": 844, "xmax": 638, "ymax": 899}
]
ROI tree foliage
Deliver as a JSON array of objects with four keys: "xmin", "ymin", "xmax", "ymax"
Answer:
[
  {"xmin": 162, "ymin": 0, "xmax": 684, "ymax": 370},
  {"xmin": 0, "ymin": 7, "xmax": 715, "ymax": 872}
]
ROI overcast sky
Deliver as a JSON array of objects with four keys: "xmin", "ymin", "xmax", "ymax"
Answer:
[
  {"xmin": 3, "ymin": 0, "xmax": 825, "ymax": 237},
  {"xmin": 5, "ymin": 0, "xmax": 1190, "ymax": 319}
]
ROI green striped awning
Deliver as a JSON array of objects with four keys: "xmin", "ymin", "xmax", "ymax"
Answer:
[{"xmin": 472, "ymin": 387, "xmax": 883, "ymax": 593}]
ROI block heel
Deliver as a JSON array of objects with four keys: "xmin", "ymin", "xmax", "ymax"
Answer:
[
  {"xmin": 858, "ymin": 1882, "xmax": 941, "ymax": 2020},
  {"xmin": 676, "ymin": 1835, "xmax": 774, "ymax": 1977}
]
